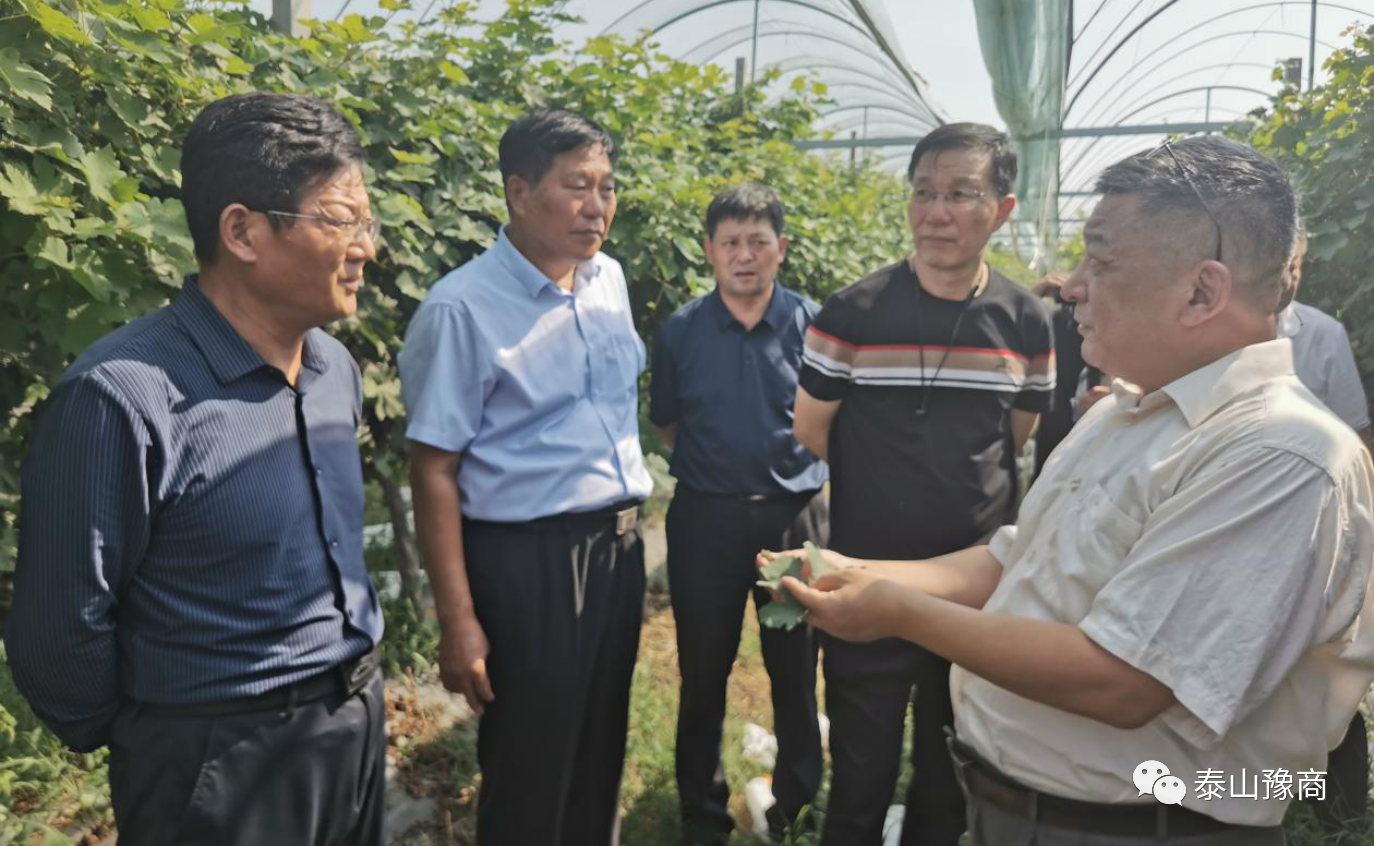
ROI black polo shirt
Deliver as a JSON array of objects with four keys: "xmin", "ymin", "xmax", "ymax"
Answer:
[
  {"xmin": 650, "ymin": 282, "xmax": 827, "ymax": 496},
  {"xmin": 799, "ymin": 260, "xmax": 1054, "ymax": 559}
]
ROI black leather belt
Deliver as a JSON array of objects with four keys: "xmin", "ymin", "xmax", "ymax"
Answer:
[
  {"xmin": 678, "ymin": 486, "xmax": 820, "ymax": 504},
  {"xmin": 135, "ymin": 646, "xmax": 381, "ymax": 718},
  {"xmin": 471, "ymin": 500, "xmax": 644, "ymax": 537},
  {"xmin": 946, "ymin": 732, "xmax": 1280, "ymax": 839}
]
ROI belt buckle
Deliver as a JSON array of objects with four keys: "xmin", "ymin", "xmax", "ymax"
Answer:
[
  {"xmin": 615, "ymin": 506, "xmax": 638, "ymax": 537},
  {"xmin": 339, "ymin": 649, "xmax": 377, "ymax": 697}
]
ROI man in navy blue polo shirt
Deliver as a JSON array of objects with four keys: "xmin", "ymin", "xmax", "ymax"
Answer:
[{"xmin": 650, "ymin": 184, "xmax": 828, "ymax": 845}]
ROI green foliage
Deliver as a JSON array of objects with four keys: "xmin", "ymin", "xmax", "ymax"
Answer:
[
  {"xmin": 0, "ymin": 645, "xmax": 110, "ymax": 838},
  {"xmin": 0, "ymin": 0, "xmax": 901, "ymax": 833},
  {"xmin": 1246, "ymin": 25, "xmax": 1374, "ymax": 404},
  {"xmin": 379, "ymin": 594, "xmax": 440, "ymax": 678},
  {"xmin": 0, "ymin": 0, "xmax": 908, "ymax": 577},
  {"xmin": 756, "ymin": 542, "xmax": 831, "ymax": 630}
]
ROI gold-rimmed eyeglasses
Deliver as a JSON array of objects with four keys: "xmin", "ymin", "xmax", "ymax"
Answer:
[
  {"xmin": 254, "ymin": 209, "xmax": 381, "ymax": 243},
  {"xmin": 1144, "ymin": 138, "xmax": 1223, "ymax": 263}
]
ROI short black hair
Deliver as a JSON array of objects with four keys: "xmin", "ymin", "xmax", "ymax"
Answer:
[
  {"xmin": 907, "ymin": 122, "xmax": 1017, "ymax": 197},
  {"xmin": 181, "ymin": 92, "xmax": 365, "ymax": 265},
  {"xmin": 1095, "ymin": 136, "xmax": 1297, "ymax": 305},
  {"xmin": 705, "ymin": 183, "xmax": 785, "ymax": 237},
  {"xmin": 498, "ymin": 108, "xmax": 617, "ymax": 189}
]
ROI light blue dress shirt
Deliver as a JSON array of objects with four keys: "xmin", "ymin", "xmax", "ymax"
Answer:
[{"xmin": 399, "ymin": 228, "xmax": 653, "ymax": 521}]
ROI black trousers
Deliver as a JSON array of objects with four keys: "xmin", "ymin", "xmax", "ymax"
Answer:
[
  {"xmin": 822, "ymin": 636, "xmax": 964, "ymax": 846},
  {"xmin": 108, "ymin": 673, "xmax": 386, "ymax": 846},
  {"xmin": 1311, "ymin": 711, "xmax": 1370, "ymax": 832},
  {"xmin": 665, "ymin": 487, "xmax": 827, "ymax": 839},
  {"xmin": 463, "ymin": 512, "xmax": 646, "ymax": 846}
]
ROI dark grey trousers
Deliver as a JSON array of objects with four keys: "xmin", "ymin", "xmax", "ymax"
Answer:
[
  {"xmin": 108, "ymin": 673, "xmax": 386, "ymax": 846},
  {"xmin": 964, "ymin": 794, "xmax": 1286, "ymax": 846},
  {"xmin": 665, "ymin": 487, "xmax": 827, "ymax": 840},
  {"xmin": 463, "ymin": 515, "xmax": 646, "ymax": 846}
]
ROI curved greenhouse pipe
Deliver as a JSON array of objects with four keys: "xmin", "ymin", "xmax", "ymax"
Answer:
[
  {"xmin": 772, "ymin": 57, "xmax": 915, "ymax": 98},
  {"xmin": 684, "ymin": 18, "xmax": 853, "ymax": 61},
  {"xmin": 810, "ymin": 81, "xmax": 934, "ymax": 113},
  {"xmin": 1069, "ymin": 0, "xmax": 1158, "ymax": 86},
  {"xmin": 601, "ymin": 0, "xmax": 941, "ymax": 118},
  {"xmin": 1062, "ymin": 103, "xmax": 1250, "ymax": 189},
  {"xmin": 823, "ymin": 113, "xmax": 929, "ymax": 136},
  {"xmin": 821, "ymin": 102, "xmax": 933, "ymax": 123},
  {"xmin": 687, "ymin": 27, "xmax": 941, "ymax": 123},
  {"xmin": 1074, "ymin": 61, "xmax": 1274, "ymax": 130},
  {"xmin": 773, "ymin": 67, "xmax": 928, "ymax": 111},
  {"xmin": 1061, "ymin": 86, "xmax": 1269, "ymax": 184},
  {"xmin": 1066, "ymin": 0, "xmax": 1187, "ymax": 114},
  {"xmin": 1066, "ymin": 2, "xmax": 1361, "ymax": 117},
  {"xmin": 1071, "ymin": 15, "xmax": 1359, "ymax": 126},
  {"xmin": 636, "ymin": 0, "xmax": 871, "ymax": 44}
]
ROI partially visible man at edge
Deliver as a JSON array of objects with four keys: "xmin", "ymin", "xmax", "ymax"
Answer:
[
  {"xmin": 783, "ymin": 136, "xmax": 1374, "ymax": 845},
  {"xmin": 399, "ymin": 108, "xmax": 652, "ymax": 846},
  {"xmin": 6, "ymin": 92, "xmax": 385, "ymax": 846},
  {"xmin": 1281, "ymin": 221, "xmax": 1373, "ymax": 833},
  {"xmin": 792, "ymin": 122, "xmax": 1055, "ymax": 845}
]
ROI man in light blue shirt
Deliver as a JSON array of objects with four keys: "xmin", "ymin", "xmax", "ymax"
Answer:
[{"xmin": 399, "ymin": 108, "xmax": 651, "ymax": 846}]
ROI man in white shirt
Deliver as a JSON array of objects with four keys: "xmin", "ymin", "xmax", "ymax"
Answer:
[
  {"xmin": 1281, "ymin": 221, "xmax": 1372, "ymax": 833},
  {"xmin": 780, "ymin": 136, "xmax": 1374, "ymax": 843},
  {"xmin": 1281, "ymin": 223, "xmax": 1371, "ymax": 437}
]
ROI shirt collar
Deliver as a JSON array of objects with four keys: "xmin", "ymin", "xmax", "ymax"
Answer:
[
  {"xmin": 709, "ymin": 281, "xmax": 786, "ymax": 331},
  {"xmin": 172, "ymin": 275, "xmax": 331, "ymax": 386},
  {"xmin": 172, "ymin": 275, "xmax": 269, "ymax": 385},
  {"xmin": 494, "ymin": 226, "xmax": 602, "ymax": 298},
  {"xmin": 1120, "ymin": 338, "xmax": 1296, "ymax": 428},
  {"xmin": 1278, "ymin": 302, "xmax": 1304, "ymax": 339}
]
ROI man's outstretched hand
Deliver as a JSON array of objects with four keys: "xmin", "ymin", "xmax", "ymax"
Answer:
[{"xmin": 780, "ymin": 566, "xmax": 910, "ymax": 642}]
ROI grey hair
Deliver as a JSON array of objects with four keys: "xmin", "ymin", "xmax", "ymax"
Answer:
[{"xmin": 1094, "ymin": 136, "xmax": 1298, "ymax": 308}]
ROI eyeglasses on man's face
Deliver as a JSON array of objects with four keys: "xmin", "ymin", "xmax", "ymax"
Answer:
[
  {"xmin": 1144, "ymin": 139, "xmax": 1223, "ymax": 263},
  {"xmin": 253, "ymin": 208, "xmax": 381, "ymax": 243},
  {"xmin": 908, "ymin": 187, "xmax": 992, "ymax": 209}
]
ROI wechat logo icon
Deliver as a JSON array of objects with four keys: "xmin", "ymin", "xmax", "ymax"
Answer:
[{"xmin": 1134, "ymin": 760, "xmax": 1186, "ymax": 805}]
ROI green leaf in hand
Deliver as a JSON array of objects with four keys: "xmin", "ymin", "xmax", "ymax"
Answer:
[
  {"xmin": 804, "ymin": 541, "xmax": 831, "ymax": 579},
  {"xmin": 758, "ymin": 599, "xmax": 808, "ymax": 630}
]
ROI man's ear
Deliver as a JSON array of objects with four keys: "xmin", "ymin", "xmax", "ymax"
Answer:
[
  {"xmin": 776, "ymin": 235, "xmax": 789, "ymax": 262},
  {"xmin": 219, "ymin": 204, "xmax": 262, "ymax": 264},
  {"xmin": 1180, "ymin": 260, "xmax": 1233, "ymax": 327},
  {"xmin": 993, "ymin": 194, "xmax": 1017, "ymax": 230},
  {"xmin": 505, "ymin": 175, "xmax": 531, "ymax": 220},
  {"xmin": 702, "ymin": 234, "xmax": 716, "ymax": 267}
]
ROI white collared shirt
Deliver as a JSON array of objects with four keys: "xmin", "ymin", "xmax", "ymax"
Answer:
[{"xmin": 952, "ymin": 338, "xmax": 1374, "ymax": 826}]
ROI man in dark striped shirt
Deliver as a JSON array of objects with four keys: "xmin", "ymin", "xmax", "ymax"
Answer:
[{"xmin": 5, "ymin": 93, "xmax": 385, "ymax": 846}]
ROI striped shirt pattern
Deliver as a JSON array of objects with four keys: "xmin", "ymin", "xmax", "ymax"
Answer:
[
  {"xmin": 796, "ymin": 261, "xmax": 1057, "ymax": 558},
  {"xmin": 803, "ymin": 329, "xmax": 1054, "ymax": 394},
  {"xmin": 5, "ymin": 277, "xmax": 380, "ymax": 751}
]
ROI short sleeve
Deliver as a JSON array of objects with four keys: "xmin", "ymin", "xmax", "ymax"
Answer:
[
  {"xmin": 1079, "ymin": 446, "xmax": 1362, "ymax": 742},
  {"xmin": 398, "ymin": 300, "xmax": 495, "ymax": 454},
  {"xmin": 649, "ymin": 323, "xmax": 680, "ymax": 427},
  {"xmin": 1323, "ymin": 323, "xmax": 1371, "ymax": 431},
  {"xmin": 1013, "ymin": 297, "xmax": 1056, "ymax": 413},
  {"xmin": 798, "ymin": 294, "xmax": 855, "ymax": 402}
]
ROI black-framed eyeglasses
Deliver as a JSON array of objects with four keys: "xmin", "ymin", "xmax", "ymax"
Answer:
[
  {"xmin": 253, "ymin": 209, "xmax": 381, "ymax": 243},
  {"xmin": 1144, "ymin": 138, "xmax": 1223, "ymax": 263}
]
